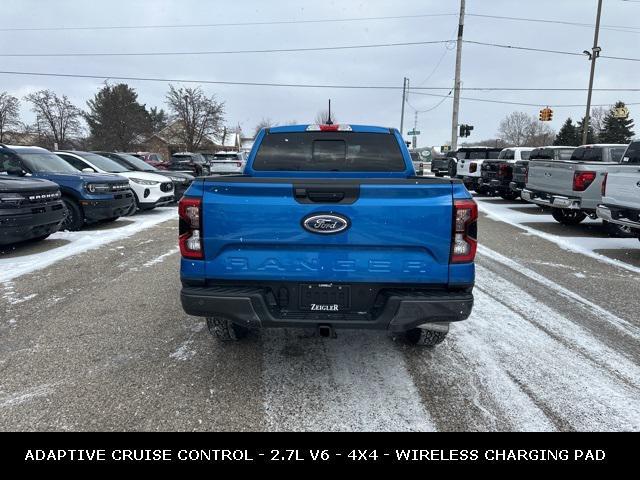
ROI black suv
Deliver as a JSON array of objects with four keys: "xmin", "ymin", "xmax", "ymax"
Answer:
[
  {"xmin": 1, "ymin": 149, "xmax": 66, "ymax": 245},
  {"xmin": 168, "ymin": 152, "xmax": 210, "ymax": 176}
]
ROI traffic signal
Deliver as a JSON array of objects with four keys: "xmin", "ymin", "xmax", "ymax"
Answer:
[
  {"xmin": 539, "ymin": 107, "xmax": 553, "ymax": 121},
  {"xmin": 459, "ymin": 124, "xmax": 474, "ymax": 137}
]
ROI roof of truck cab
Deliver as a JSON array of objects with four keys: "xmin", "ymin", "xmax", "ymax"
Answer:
[{"xmin": 267, "ymin": 125, "xmax": 394, "ymax": 134}]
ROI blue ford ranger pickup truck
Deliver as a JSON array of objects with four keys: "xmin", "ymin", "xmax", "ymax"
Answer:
[
  {"xmin": 4, "ymin": 145, "xmax": 133, "ymax": 231},
  {"xmin": 179, "ymin": 124, "xmax": 477, "ymax": 346}
]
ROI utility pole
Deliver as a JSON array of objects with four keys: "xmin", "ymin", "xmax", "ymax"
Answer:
[
  {"xmin": 400, "ymin": 77, "xmax": 409, "ymax": 136},
  {"xmin": 412, "ymin": 111, "xmax": 418, "ymax": 149},
  {"xmin": 451, "ymin": 0, "xmax": 465, "ymax": 150},
  {"xmin": 583, "ymin": 0, "xmax": 603, "ymax": 145}
]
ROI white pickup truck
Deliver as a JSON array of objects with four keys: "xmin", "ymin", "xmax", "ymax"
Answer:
[
  {"xmin": 522, "ymin": 144, "xmax": 629, "ymax": 234},
  {"xmin": 455, "ymin": 147, "xmax": 502, "ymax": 193},
  {"xmin": 596, "ymin": 140, "xmax": 640, "ymax": 241}
]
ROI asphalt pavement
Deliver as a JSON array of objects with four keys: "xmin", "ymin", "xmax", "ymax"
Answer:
[{"xmin": 1, "ymin": 201, "xmax": 639, "ymax": 431}]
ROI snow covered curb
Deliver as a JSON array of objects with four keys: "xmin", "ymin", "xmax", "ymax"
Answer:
[
  {"xmin": 0, "ymin": 207, "xmax": 177, "ymax": 282},
  {"xmin": 477, "ymin": 199, "xmax": 640, "ymax": 275}
]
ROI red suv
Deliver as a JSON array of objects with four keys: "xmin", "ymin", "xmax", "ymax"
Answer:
[{"xmin": 128, "ymin": 152, "xmax": 168, "ymax": 170}]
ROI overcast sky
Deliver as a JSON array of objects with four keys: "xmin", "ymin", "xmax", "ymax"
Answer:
[{"xmin": 1, "ymin": 0, "xmax": 638, "ymax": 146}]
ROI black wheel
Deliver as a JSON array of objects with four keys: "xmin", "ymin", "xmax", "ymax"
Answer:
[
  {"xmin": 61, "ymin": 198, "xmax": 84, "ymax": 231},
  {"xmin": 551, "ymin": 208, "xmax": 586, "ymax": 225},
  {"xmin": 404, "ymin": 328, "xmax": 448, "ymax": 347},
  {"xmin": 29, "ymin": 234, "xmax": 51, "ymax": 242},
  {"xmin": 206, "ymin": 317, "xmax": 249, "ymax": 342},
  {"xmin": 475, "ymin": 185, "xmax": 489, "ymax": 195},
  {"xmin": 602, "ymin": 220, "xmax": 635, "ymax": 238},
  {"xmin": 501, "ymin": 191, "xmax": 519, "ymax": 201}
]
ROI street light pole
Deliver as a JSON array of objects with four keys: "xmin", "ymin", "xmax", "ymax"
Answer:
[
  {"xmin": 582, "ymin": 0, "xmax": 603, "ymax": 145},
  {"xmin": 451, "ymin": 0, "xmax": 465, "ymax": 150},
  {"xmin": 400, "ymin": 77, "xmax": 408, "ymax": 136}
]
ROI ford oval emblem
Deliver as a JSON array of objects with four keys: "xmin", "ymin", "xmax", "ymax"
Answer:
[{"xmin": 302, "ymin": 213, "xmax": 350, "ymax": 234}]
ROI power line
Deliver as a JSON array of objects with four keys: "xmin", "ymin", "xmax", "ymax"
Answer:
[
  {"xmin": 0, "ymin": 13, "xmax": 457, "ymax": 32},
  {"xmin": 410, "ymin": 90, "xmax": 640, "ymax": 108},
  {"xmin": 0, "ymin": 68, "xmax": 638, "ymax": 93},
  {"xmin": 0, "ymin": 40, "xmax": 451, "ymax": 57},
  {"xmin": 463, "ymin": 40, "xmax": 640, "ymax": 62},
  {"xmin": 466, "ymin": 13, "xmax": 640, "ymax": 33},
  {"xmin": 2, "ymin": 38, "xmax": 637, "ymax": 62},
  {"xmin": 1, "ymin": 11, "xmax": 637, "ymax": 34}
]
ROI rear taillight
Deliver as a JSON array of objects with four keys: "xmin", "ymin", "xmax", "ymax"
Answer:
[
  {"xmin": 178, "ymin": 197, "xmax": 203, "ymax": 259},
  {"xmin": 451, "ymin": 199, "xmax": 478, "ymax": 264},
  {"xmin": 499, "ymin": 163, "xmax": 509, "ymax": 177},
  {"xmin": 573, "ymin": 171, "xmax": 596, "ymax": 192},
  {"xmin": 469, "ymin": 162, "xmax": 477, "ymax": 173},
  {"xmin": 524, "ymin": 167, "xmax": 529, "ymax": 184},
  {"xmin": 601, "ymin": 172, "xmax": 608, "ymax": 196}
]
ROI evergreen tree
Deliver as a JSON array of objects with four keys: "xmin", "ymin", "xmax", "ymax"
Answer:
[
  {"xmin": 149, "ymin": 106, "xmax": 168, "ymax": 133},
  {"xmin": 599, "ymin": 101, "xmax": 635, "ymax": 144},
  {"xmin": 85, "ymin": 83, "xmax": 152, "ymax": 151},
  {"xmin": 553, "ymin": 117, "xmax": 579, "ymax": 146},
  {"xmin": 576, "ymin": 117, "xmax": 596, "ymax": 145}
]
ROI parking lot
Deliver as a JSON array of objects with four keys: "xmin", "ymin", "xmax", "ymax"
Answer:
[{"xmin": 2, "ymin": 196, "xmax": 639, "ymax": 431}]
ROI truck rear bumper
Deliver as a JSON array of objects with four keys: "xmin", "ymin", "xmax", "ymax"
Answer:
[
  {"xmin": 521, "ymin": 189, "xmax": 581, "ymax": 209},
  {"xmin": 596, "ymin": 204, "xmax": 640, "ymax": 232},
  {"xmin": 180, "ymin": 284, "xmax": 473, "ymax": 332}
]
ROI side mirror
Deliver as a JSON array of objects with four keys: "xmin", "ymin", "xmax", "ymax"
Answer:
[
  {"xmin": 82, "ymin": 167, "xmax": 96, "ymax": 173},
  {"xmin": 6, "ymin": 166, "xmax": 26, "ymax": 176}
]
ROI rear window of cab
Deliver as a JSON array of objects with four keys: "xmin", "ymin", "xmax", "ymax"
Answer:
[{"xmin": 252, "ymin": 132, "xmax": 406, "ymax": 172}]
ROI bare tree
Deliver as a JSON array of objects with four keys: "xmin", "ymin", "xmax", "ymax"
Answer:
[
  {"xmin": 253, "ymin": 117, "xmax": 277, "ymax": 136},
  {"xmin": 497, "ymin": 111, "xmax": 555, "ymax": 146},
  {"xmin": 497, "ymin": 112, "xmax": 532, "ymax": 146},
  {"xmin": 0, "ymin": 92, "xmax": 21, "ymax": 142},
  {"xmin": 526, "ymin": 120, "xmax": 555, "ymax": 147},
  {"xmin": 314, "ymin": 110, "xmax": 337, "ymax": 124},
  {"xmin": 165, "ymin": 84, "xmax": 225, "ymax": 151},
  {"xmin": 24, "ymin": 90, "xmax": 82, "ymax": 149},
  {"xmin": 590, "ymin": 106, "xmax": 606, "ymax": 140}
]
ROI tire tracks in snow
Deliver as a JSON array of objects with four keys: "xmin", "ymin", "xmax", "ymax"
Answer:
[{"xmin": 262, "ymin": 328, "xmax": 436, "ymax": 432}]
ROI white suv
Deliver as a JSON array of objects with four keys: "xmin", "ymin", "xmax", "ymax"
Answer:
[{"xmin": 56, "ymin": 151, "xmax": 174, "ymax": 210}]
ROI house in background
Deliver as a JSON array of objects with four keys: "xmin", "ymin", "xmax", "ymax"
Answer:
[{"xmin": 139, "ymin": 120, "xmax": 241, "ymax": 161}]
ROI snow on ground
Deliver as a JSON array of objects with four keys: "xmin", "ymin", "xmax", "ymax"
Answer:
[
  {"xmin": 262, "ymin": 329, "xmax": 436, "ymax": 432},
  {"xmin": 477, "ymin": 197, "xmax": 640, "ymax": 274},
  {"xmin": 0, "ymin": 207, "xmax": 176, "ymax": 283}
]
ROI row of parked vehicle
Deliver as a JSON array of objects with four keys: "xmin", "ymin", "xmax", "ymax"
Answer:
[
  {"xmin": 437, "ymin": 141, "xmax": 640, "ymax": 241},
  {"xmin": 132, "ymin": 151, "xmax": 246, "ymax": 177},
  {"xmin": 0, "ymin": 145, "xmax": 197, "ymax": 246}
]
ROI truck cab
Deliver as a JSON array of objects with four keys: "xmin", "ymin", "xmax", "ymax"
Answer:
[{"xmin": 179, "ymin": 124, "xmax": 477, "ymax": 347}]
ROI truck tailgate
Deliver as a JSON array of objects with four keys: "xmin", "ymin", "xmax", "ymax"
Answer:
[
  {"xmin": 200, "ymin": 178, "xmax": 454, "ymax": 284},
  {"xmin": 527, "ymin": 161, "xmax": 576, "ymax": 195},
  {"xmin": 605, "ymin": 167, "xmax": 640, "ymax": 209}
]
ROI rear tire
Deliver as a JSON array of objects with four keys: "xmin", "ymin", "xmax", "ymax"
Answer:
[
  {"xmin": 206, "ymin": 317, "xmax": 249, "ymax": 342},
  {"xmin": 602, "ymin": 220, "xmax": 635, "ymax": 238},
  {"xmin": 404, "ymin": 328, "xmax": 448, "ymax": 347},
  {"xmin": 501, "ymin": 191, "xmax": 519, "ymax": 201},
  {"xmin": 61, "ymin": 198, "xmax": 84, "ymax": 231},
  {"xmin": 551, "ymin": 208, "xmax": 586, "ymax": 225}
]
